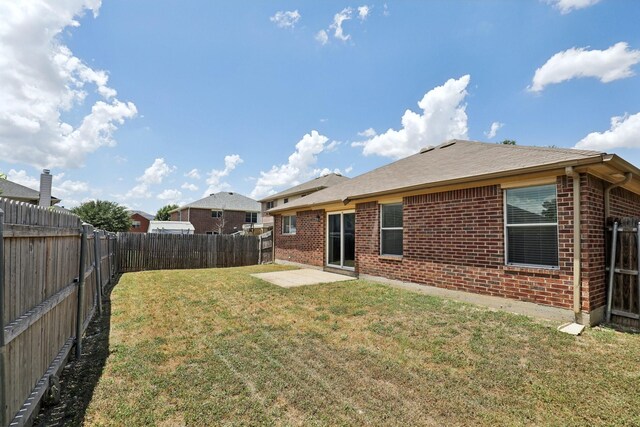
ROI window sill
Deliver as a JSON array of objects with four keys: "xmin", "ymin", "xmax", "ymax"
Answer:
[
  {"xmin": 379, "ymin": 255, "xmax": 403, "ymax": 261},
  {"xmin": 503, "ymin": 264, "xmax": 561, "ymax": 276},
  {"xmin": 282, "ymin": 233, "xmax": 296, "ymax": 236}
]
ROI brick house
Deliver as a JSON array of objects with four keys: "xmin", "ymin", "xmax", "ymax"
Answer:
[
  {"xmin": 269, "ymin": 140, "xmax": 640, "ymax": 326},
  {"xmin": 170, "ymin": 191, "xmax": 260, "ymax": 234},
  {"xmin": 128, "ymin": 210, "xmax": 154, "ymax": 233},
  {"xmin": 258, "ymin": 173, "xmax": 350, "ymax": 228}
]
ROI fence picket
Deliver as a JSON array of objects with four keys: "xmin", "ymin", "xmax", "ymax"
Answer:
[{"xmin": 116, "ymin": 232, "xmax": 259, "ymax": 272}]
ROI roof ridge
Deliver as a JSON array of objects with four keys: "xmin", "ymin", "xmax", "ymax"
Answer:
[{"xmin": 457, "ymin": 139, "xmax": 603, "ymax": 156}]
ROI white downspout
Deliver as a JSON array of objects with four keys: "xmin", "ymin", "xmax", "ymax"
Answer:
[{"xmin": 565, "ymin": 167, "xmax": 582, "ymax": 321}]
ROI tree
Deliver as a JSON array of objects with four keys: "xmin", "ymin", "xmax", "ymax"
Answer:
[
  {"xmin": 71, "ymin": 200, "xmax": 131, "ymax": 232},
  {"xmin": 500, "ymin": 140, "xmax": 517, "ymax": 145},
  {"xmin": 155, "ymin": 204, "xmax": 179, "ymax": 221}
]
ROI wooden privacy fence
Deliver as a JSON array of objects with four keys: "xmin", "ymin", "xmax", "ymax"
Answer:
[
  {"xmin": 117, "ymin": 232, "xmax": 259, "ymax": 272},
  {"xmin": 607, "ymin": 217, "xmax": 640, "ymax": 329},
  {"xmin": 258, "ymin": 230, "xmax": 273, "ymax": 264},
  {"xmin": 0, "ymin": 199, "xmax": 116, "ymax": 427}
]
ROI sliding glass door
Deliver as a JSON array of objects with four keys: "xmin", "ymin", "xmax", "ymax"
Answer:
[{"xmin": 327, "ymin": 212, "xmax": 355, "ymax": 270}]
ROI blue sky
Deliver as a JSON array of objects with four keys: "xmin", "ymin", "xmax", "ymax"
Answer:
[{"xmin": 1, "ymin": 0, "xmax": 640, "ymax": 215}]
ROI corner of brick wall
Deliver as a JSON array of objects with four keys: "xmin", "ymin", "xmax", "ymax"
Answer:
[{"xmin": 274, "ymin": 210, "xmax": 325, "ymax": 267}]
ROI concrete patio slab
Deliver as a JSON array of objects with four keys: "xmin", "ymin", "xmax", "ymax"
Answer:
[{"xmin": 252, "ymin": 269, "xmax": 355, "ymax": 288}]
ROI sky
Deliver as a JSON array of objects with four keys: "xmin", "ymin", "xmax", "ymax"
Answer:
[{"xmin": 1, "ymin": 0, "xmax": 640, "ymax": 215}]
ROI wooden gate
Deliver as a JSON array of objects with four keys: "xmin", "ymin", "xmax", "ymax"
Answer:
[
  {"xmin": 606, "ymin": 217, "xmax": 640, "ymax": 328},
  {"xmin": 258, "ymin": 230, "xmax": 273, "ymax": 264}
]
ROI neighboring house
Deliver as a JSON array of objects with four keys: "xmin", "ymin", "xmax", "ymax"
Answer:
[
  {"xmin": 269, "ymin": 139, "xmax": 640, "ymax": 326},
  {"xmin": 170, "ymin": 191, "xmax": 261, "ymax": 234},
  {"xmin": 0, "ymin": 169, "xmax": 60, "ymax": 206},
  {"xmin": 258, "ymin": 173, "xmax": 350, "ymax": 227},
  {"xmin": 128, "ymin": 210, "xmax": 154, "ymax": 233},
  {"xmin": 148, "ymin": 220, "xmax": 195, "ymax": 234}
]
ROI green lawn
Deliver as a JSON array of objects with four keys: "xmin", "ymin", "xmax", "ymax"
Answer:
[{"xmin": 84, "ymin": 265, "xmax": 639, "ymax": 426}]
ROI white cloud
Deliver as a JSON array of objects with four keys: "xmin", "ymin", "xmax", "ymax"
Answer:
[
  {"xmin": 330, "ymin": 8, "xmax": 353, "ymax": 42},
  {"xmin": 185, "ymin": 168, "xmax": 200, "ymax": 179},
  {"xmin": 529, "ymin": 42, "xmax": 640, "ymax": 92},
  {"xmin": 353, "ymin": 75, "xmax": 470, "ymax": 159},
  {"xmin": 251, "ymin": 130, "xmax": 336, "ymax": 199},
  {"xmin": 383, "ymin": 3, "xmax": 390, "ymax": 16},
  {"xmin": 315, "ymin": 30, "xmax": 329, "ymax": 45},
  {"xmin": 7, "ymin": 169, "xmax": 40, "ymax": 188},
  {"xmin": 157, "ymin": 189, "xmax": 182, "ymax": 201},
  {"xmin": 124, "ymin": 158, "xmax": 176, "ymax": 199},
  {"xmin": 270, "ymin": 10, "xmax": 301, "ymax": 29},
  {"xmin": 358, "ymin": 127, "xmax": 377, "ymax": 138},
  {"xmin": 0, "ymin": 1, "xmax": 137, "ymax": 168},
  {"xmin": 138, "ymin": 158, "xmax": 175, "ymax": 185},
  {"xmin": 575, "ymin": 112, "xmax": 640, "ymax": 150},
  {"xmin": 546, "ymin": 0, "xmax": 601, "ymax": 14},
  {"xmin": 485, "ymin": 121, "xmax": 504, "ymax": 139},
  {"xmin": 203, "ymin": 154, "xmax": 243, "ymax": 196},
  {"xmin": 181, "ymin": 182, "xmax": 198, "ymax": 192},
  {"xmin": 358, "ymin": 5, "xmax": 370, "ymax": 20}
]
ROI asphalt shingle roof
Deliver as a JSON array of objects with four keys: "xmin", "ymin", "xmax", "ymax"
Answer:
[
  {"xmin": 258, "ymin": 173, "xmax": 350, "ymax": 202},
  {"xmin": 174, "ymin": 191, "xmax": 260, "ymax": 212},
  {"xmin": 129, "ymin": 210, "xmax": 155, "ymax": 220},
  {"xmin": 0, "ymin": 178, "xmax": 61, "ymax": 204},
  {"xmin": 271, "ymin": 139, "xmax": 605, "ymax": 213}
]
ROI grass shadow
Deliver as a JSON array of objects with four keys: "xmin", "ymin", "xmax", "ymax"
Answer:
[{"xmin": 32, "ymin": 274, "xmax": 120, "ymax": 427}]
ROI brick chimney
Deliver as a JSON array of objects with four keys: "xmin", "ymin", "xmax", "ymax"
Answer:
[{"xmin": 39, "ymin": 169, "xmax": 52, "ymax": 207}]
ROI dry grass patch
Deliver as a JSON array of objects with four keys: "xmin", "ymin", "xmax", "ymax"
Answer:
[{"xmin": 84, "ymin": 265, "xmax": 640, "ymax": 426}]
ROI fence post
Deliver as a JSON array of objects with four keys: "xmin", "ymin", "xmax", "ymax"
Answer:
[
  {"xmin": 0, "ymin": 208, "xmax": 7, "ymax": 426},
  {"xmin": 106, "ymin": 234, "xmax": 112, "ymax": 289},
  {"xmin": 93, "ymin": 230, "xmax": 103, "ymax": 315},
  {"xmin": 76, "ymin": 224, "xmax": 89, "ymax": 358}
]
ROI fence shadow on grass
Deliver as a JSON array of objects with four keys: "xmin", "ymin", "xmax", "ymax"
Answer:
[{"xmin": 32, "ymin": 275, "xmax": 120, "ymax": 427}]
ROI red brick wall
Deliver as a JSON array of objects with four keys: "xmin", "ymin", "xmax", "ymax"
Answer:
[
  {"xmin": 356, "ymin": 180, "xmax": 576, "ymax": 310},
  {"xmin": 274, "ymin": 210, "xmax": 325, "ymax": 267},
  {"xmin": 272, "ymin": 175, "xmax": 640, "ymax": 314},
  {"xmin": 581, "ymin": 175, "xmax": 606, "ymax": 311},
  {"xmin": 128, "ymin": 213, "xmax": 150, "ymax": 233},
  {"xmin": 609, "ymin": 186, "xmax": 640, "ymax": 218},
  {"xmin": 170, "ymin": 208, "xmax": 248, "ymax": 234}
]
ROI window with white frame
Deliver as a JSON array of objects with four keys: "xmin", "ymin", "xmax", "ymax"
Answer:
[
  {"xmin": 211, "ymin": 210, "xmax": 223, "ymax": 218},
  {"xmin": 505, "ymin": 184, "xmax": 558, "ymax": 267},
  {"xmin": 282, "ymin": 215, "xmax": 297, "ymax": 234},
  {"xmin": 245, "ymin": 212, "xmax": 258, "ymax": 223},
  {"xmin": 380, "ymin": 203, "xmax": 403, "ymax": 256},
  {"xmin": 132, "ymin": 220, "xmax": 141, "ymax": 228}
]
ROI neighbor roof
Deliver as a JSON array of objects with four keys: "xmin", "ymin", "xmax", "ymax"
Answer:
[
  {"xmin": 258, "ymin": 173, "xmax": 351, "ymax": 202},
  {"xmin": 0, "ymin": 178, "xmax": 61, "ymax": 205},
  {"xmin": 148, "ymin": 221, "xmax": 195, "ymax": 231},
  {"xmin": 270, "ymin": 139, "xmax": 609, "ymax": 213},
  {"xmin": 129, "ymin": 210, "xmax": 154, "ymax": 221},
  {"xmin": 171, "ymin": 191, "xmax": 260, "ymax": 212}
]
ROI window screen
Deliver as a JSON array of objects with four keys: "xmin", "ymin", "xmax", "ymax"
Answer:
[
  {"xmin": 381, "ymin": 203, "xmax": 403, "ymax": 256},
  {"xmin": 505, "ymin": 185, "xmax": 558, "ymax": 267}
]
